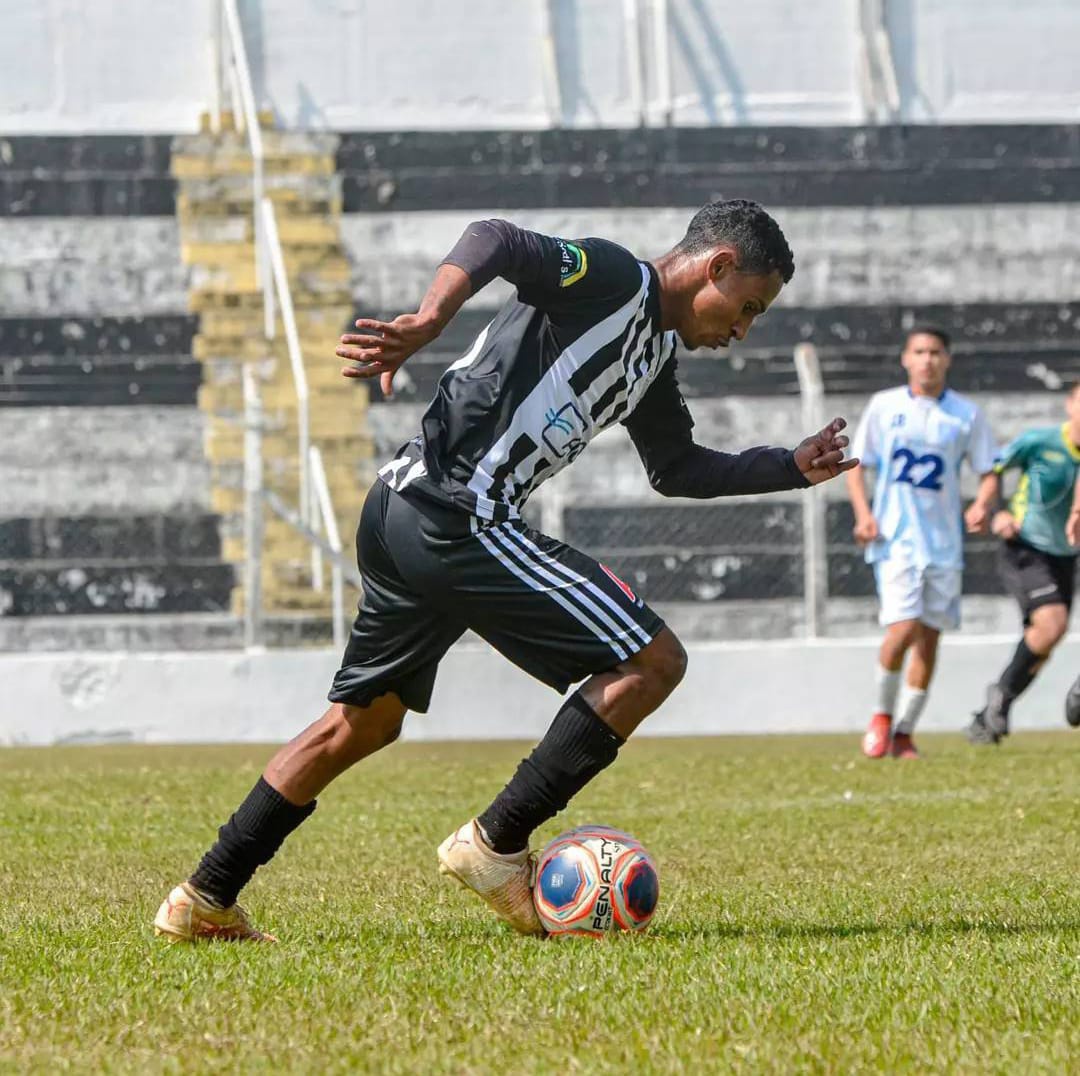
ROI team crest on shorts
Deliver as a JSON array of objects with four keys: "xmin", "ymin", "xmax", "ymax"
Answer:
[{"xmin": 600, "ymin": 563, "xmax": 638, "ymax": 604}]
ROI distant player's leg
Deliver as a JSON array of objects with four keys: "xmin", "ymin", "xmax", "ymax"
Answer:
[
  {"xmin": 891, "ymin": 566, "xmax": 957, "ymax": 758},
  {"xmin": 436, "ymin": 521, "xmax": 683, "ymax": 934},
  {"xmin": 1066, "ymin": 672, "xmax": 1080, "ymax": 728},
  {"xmin": 864, "ymin": 560, "xmax": 922, "ymax": 758},
  {"xmin": 970, "ymin": 541, "xmax": 1072, "ymax": 744},
  {"xmin": 154, "ymin": 481, "xmax": 463, "ymax": 942},
  {"xmin": 890, "ymin": 623, "xmax": 939, "ymax": 759}
]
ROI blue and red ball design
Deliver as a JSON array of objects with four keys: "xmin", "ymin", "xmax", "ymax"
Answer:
[{"xmin": 533, "ymin": 825, "xmax": 659, "ymax": 935}]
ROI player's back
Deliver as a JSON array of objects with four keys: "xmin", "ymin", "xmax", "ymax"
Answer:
[{"xmin": 852, "ymin": 386, "xmax": 996, "ymax": 568}]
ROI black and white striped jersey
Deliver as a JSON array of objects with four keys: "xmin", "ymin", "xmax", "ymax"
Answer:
[{"xmin": 378, "ymin": 224, "xmax": 679, "ymax": 521}]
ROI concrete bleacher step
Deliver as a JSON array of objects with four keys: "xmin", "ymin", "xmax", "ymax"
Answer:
[
  {"xmin": 0, "ymin": 512, "xmax": 236, "ymax": 617},
  {"xmin": 0, "ymin": 353, "xmax": 201, "ymax": 407},
  {"xmin": 0, "ymin": 611, "xmax": 342, "ymax": 652},
  {"xmin": 174, "ymin": 122, "xmax": 375, "ymax": 615}
]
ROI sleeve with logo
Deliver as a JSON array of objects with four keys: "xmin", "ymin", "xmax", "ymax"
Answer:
[{"xmin": 440, "ymin": 219, "xmax": 644, "ymax": 320}]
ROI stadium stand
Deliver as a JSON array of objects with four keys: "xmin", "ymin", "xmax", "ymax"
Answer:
[{"xmin": 2, "ymin": 124, "xmax": 1079, "ymax": 645}]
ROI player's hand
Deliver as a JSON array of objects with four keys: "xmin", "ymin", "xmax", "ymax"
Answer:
[
  {"xmin": 337, "ymin": 314, "xmax": 441, "ymax": 398},
  {"xmin": 794, "ymin": 416, "xmax": 858, "ymax": 486},
  {"xmin": 1067, "ymin": 508, "xmax": 1080, "ymax": 547},
  {"xmin": 964, "ymin": 501, "xmax": 992, "ymax": 534},
  {"xmin": 853, "ymin": 513, "xmax": 879, "ymax": 545},
  {"xmin": 991, "ymin": 510, "xmax": 1020, "ymax": 540}
]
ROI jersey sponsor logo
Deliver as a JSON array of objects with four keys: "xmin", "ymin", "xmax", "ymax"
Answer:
[
  {"xmin": 556, "ymin": 239, "xmax": 588, "ymax": 288},
  {"xmin": 890, "ymin": 413, "xmax": 907, "ymax": 428},
  {"xmin": 541, "ymin": 402, "xmax": 588, "ymax": 461},
  {"xmin": 891, "ymin": 447, "xmax": 945, "ymax": 491},
  {"xmin": 600, "ymin": 563, "xmax": 639, "ymax": 604},
  {"xmin": 1042, "ymin": 450, "xmax": 1067, "ymax": 464}
]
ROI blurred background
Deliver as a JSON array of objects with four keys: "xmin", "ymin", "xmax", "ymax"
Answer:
[{"xmin": 2, "ymin": 0, "xmax": 1079, "ymax": 740}]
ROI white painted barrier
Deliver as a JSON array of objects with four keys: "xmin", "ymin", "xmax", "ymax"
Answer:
[{"xmin": 1, "ymin": 636, "xmax": 1076, "ymax": 746}]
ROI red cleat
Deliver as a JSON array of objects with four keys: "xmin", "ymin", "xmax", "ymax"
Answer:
[
  {"xmin": 890, "ymin": 732, "xmax": 920, "ymax": 759},
  {"xmin": 861, "ymin": 712, "xmax": 892, "ymax": 759}
]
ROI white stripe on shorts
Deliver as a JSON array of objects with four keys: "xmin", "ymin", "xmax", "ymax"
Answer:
[
  {"xmin": 477, "ymin": 527, "xmax": 631, "ymax": 662},
  {"xmin": 502, "ymin": 526, "xmax": 654, "ymax": 649}
]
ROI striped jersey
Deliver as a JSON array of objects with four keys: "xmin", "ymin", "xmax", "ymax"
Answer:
[{"xmin": 378, "ymin": 232, "xmax": 678, "ymax": 521}]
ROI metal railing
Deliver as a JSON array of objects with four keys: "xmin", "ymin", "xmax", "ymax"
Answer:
[
  {"xmin": 216, "ymin": 0, "xmax": 347, "ymax": 648},
  {"xmin": 214, "ymin": 0, "xmax": 311, "ymax": 530}
]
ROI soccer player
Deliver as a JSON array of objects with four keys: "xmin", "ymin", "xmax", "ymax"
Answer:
[
  {"xmin": 965, "ymin": 382, "xmax": 1080, "ymax": 744},
  {"xmin": 1066, "ymin": 475, "xmax": 1080, "ymax": 728},
  {"xmin": 154, "ymin": 201, "xmax": 856, "ymax": 941},
  {"xmin": 846, "ymin": 327, "xmax": 998, "ymax": 760}
]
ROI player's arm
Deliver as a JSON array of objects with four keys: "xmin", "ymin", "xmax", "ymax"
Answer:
[
  {"xmin": 623, "ymin": 361, "xmax": 855, "ymax": 497},
  {"xmin": 1067, "ymin": 471, "xmax": 1080, "ymax": 547},
  {"xmin": 964, "ymin": 471, "xmax": 1000, "ymax": 534},
  {"xmin": 844, "ymin": 402, "xmax": 879, "ymax": 545},
  {"xmin": 845, "ymin": 464, "xmax": 878, "ymax": 545},
  {"xmin": 337, "ymin": 262, "xmax": 472, "ymax": 397}
]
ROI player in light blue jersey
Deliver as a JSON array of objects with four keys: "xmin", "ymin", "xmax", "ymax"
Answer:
[
  {"xmin": 846, "ymin": 327, "xmax": 998, "ymax": 759},
  {"xmin": 965, "ymin": 381, "xmax": 1080, "ymax": 743}
]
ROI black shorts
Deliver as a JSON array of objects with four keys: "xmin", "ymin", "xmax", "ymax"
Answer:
[
  {"xmin": 998, "ymin": 537, "xmax": 1077, "ymax": 625},
  {"xmin": 328, "ymin": 480, "xmax": 665, "ymax": 712}
]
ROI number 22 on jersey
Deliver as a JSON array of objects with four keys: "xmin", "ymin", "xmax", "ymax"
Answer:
[{"xmin": 891, "ymin": 446, "xmax": 945, "ymax": 491}]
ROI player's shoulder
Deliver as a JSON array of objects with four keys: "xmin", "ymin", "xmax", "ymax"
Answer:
[
  {"xmin": 939, "ymin": 388, "xmax": 984, "ymax": 422},
  {"xmin": 561, "ymin": 236, "xmax": 647, "ymax": 295},
  {"xmin": 865, "ymin": 386, "xmax": 910, "ymax": 413}
]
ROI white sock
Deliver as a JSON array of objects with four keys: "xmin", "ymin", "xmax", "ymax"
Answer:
[
  {"xmin": 875, "ymin": 665, "xmax": 902, "ymax": 717},
  {"xmin": 894, "ymin": 686, "xmax": 928, "ymax": 735}
]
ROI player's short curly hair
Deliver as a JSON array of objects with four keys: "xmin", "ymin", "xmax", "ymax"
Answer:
[{"xmin": 675, "ymin": 199, "xmax": 795, "ymax": 283}]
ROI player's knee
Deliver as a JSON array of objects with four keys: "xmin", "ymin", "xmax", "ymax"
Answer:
[
  {"xmin": 1036, "ymin": 606, "xmax": 1069, "ymax": 646},
  {"xmin": 642, "ymin": 630, "xmax": 688, "ymax": 695},
  {"xmin": 336, "ymin": 702, "xmax": 404, "ymax": 754}
]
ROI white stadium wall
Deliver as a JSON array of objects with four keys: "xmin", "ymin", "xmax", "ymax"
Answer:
[
  {"xmin": 4, "ymin": 0, "xmax": 1080, "ymax": 132},
  {"xmin": 1, "ymin": 636, "xmax": 1077, "ymax": 745}
]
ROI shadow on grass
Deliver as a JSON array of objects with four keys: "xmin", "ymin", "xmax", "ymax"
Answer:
[{"xmin": 652, "ymin": 918, "xmax": 1080, "ymax": 941}]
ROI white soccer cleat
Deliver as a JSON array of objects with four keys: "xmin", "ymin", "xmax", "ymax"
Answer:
[
  {"xmin": 437, "ymin": 819, "xmax": 544, "ymax": 935},
  {"xmin": 153, "ymin": 882, "xmax": 276, "ymax": 943}
]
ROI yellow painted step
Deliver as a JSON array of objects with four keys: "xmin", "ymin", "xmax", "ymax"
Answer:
[
  {"xmin": 172, "ymin": 152, "xmax": 336, "ymax": 179},
  {"xmin": 197, "ymin": 305, "xmax": 353, "ymax": 339}
]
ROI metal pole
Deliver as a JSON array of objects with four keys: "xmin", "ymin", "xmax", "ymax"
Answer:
[
  {"xmin": 624, "ymin": 0, "xmax": 647, "ymax": 127},
  {"xmin": 310, "ymin": 446, "xmax": 346, "ymax": 650},
  {"xmin": 793, "ymin": 344, "xmax": 828, "ymax": 638},
  {"xmin": 262, "ymin": 198, "xmax": 311, "ymax": 527},
  {"xmin": 539, "ymin": 0, "xmax": 563, "ymax": 126},
  {"xmin": 242, "ymin": 364, "xmax": 265, "ymax": 650},
  {"xmin": 653, "ymin": 0, "xmax": 673, "ymax": 126}
]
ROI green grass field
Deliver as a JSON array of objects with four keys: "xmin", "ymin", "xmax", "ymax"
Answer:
[{"xmin": 2, "ymin": 732, "xmax": 1077, "ymax": 1073}]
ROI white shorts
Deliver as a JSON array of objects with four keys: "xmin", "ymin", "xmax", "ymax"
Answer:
[{"xmin": 873, "ymin": 558, "xmax": 962, "ymax": 631}]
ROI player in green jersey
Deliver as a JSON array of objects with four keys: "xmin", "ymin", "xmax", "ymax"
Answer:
[{"xmin": 966, "ymin": 382, "xmax": 1080, "ymax": 743}]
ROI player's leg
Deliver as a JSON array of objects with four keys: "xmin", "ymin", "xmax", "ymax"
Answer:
[
  {"xmin": 1066, "ymin": 672, "xmax": 1080, "ymax": 728},
  {"xmin": 890, "ymin": 566, "xmax": 958, "ymax": 758},
  {"xmin": 890, "ymin": 623, "xmax": 940, "ymax": 759},
  {"xmin": 863, "ymin": 559, "xmax": 922, "ymax": 757},
  {"xmin": 970, "ymin": 541, "xmax": 1072, "ymax": 744},
  {"xmin": 154, "ymin": 482, "xmax": 464, "ymax": 941},
  {"xmin": 436, "ymin": 521, "xmax": 683, "ymax": 933}
]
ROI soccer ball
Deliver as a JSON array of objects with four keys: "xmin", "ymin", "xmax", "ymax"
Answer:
[{"xmin": 533, "ymin": 825, "xmax": 659, "ymax": 935}]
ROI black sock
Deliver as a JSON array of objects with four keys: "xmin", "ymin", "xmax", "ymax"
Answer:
[
  {"xmin": 477, "ymin": 692, "xmax": 624, "ymax": 855},
  {"xmin": 997, "ymin": 638, "xmax": 1044, "ymax": 702},
  {"xmin": 189, "ymin": 777, "xmax": 316, "ymax": 907}
]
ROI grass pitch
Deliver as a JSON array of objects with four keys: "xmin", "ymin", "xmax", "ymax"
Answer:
[{"xmin": 1, "ymin": 732, "xmax": 1077, "ymax": 1073}]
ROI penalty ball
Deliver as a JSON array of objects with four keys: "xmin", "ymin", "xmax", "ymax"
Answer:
[{"xmin": 533, "ymin": 825, "xmax": 659, "ymax": 935}]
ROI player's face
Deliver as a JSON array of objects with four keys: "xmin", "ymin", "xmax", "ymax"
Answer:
[
  {"xmin": 901, "ymin": 333, "xmax": 951, "ymax": 396},
  {"xmin": 684, "ymin": 253, "xmax": 783, "ymax": 351}
]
